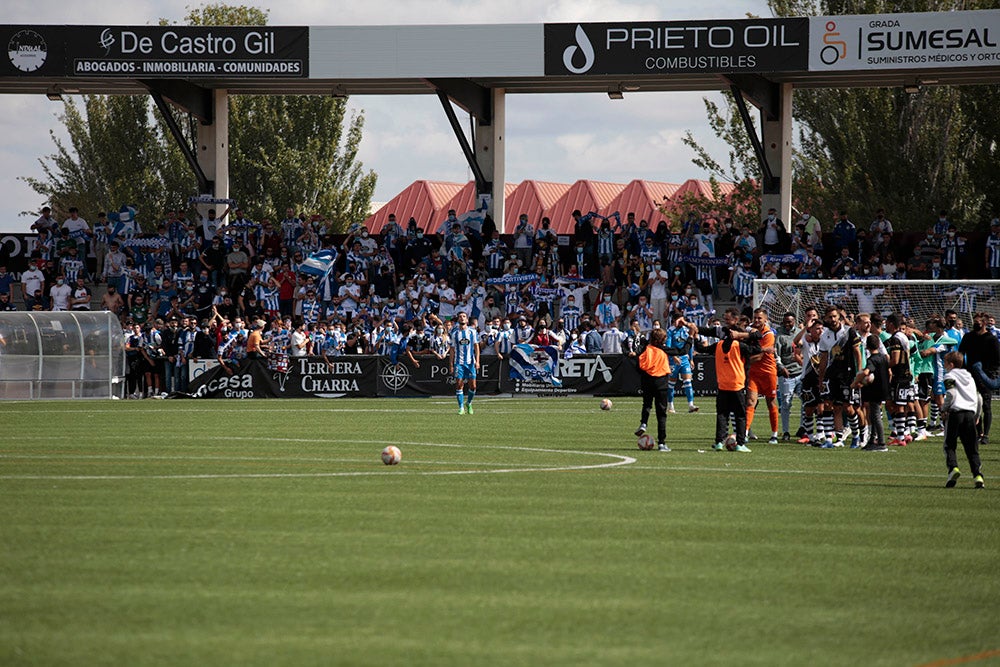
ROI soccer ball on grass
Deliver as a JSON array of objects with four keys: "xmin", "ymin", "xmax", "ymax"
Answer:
[
  {"xmin": 381, "ymin": 445, "xmax": 402, "ymax": 465},
  {"xmin": 600, "ymin": 398, "xmax": 613, "ymax": 411},
  {"xmin": 637, "ymin": 434, "xmax": 655, "ymax": 451},
  {"xmin": 724, "ymin": 433, "xmax": 739, "ymax": 451}
]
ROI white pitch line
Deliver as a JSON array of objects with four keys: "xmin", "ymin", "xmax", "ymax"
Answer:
[
  {"xmin": 0, "ymin": 437, "xmax": 636, "ymax": 481},
  {"xmin": 0, "ymin": 454, "xmax": 552, "ymax": 468}
]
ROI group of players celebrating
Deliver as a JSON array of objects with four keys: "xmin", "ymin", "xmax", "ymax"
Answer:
[{"xmin": 636, "ymin": 303, "xmax": 995, "ymax": 473}]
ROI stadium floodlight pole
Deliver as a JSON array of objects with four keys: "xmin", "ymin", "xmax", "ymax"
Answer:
[{"xmin": 753, "ymin": 278, "xmax": 1000, "ymax": 324}]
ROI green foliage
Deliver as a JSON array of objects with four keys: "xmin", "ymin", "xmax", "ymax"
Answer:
[
  {"xmin": 229, "ymin": 96, "xmax": 377, "ymax": 232},
  {"xmin": 24, "ymin": 3, "xmax": 376, "ymax": 232},
  {"xmin": 20, "ymin": 96, "xmax": 196, "ymax": 223},
  {"xmin": 685, "ymin": 0, "xmax": 1000, "ymax": 230}
]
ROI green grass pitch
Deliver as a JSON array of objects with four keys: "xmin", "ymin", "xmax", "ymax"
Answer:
[{"xmin": 2, "ymin": 397, "xmax": 999, "ymax": 666}]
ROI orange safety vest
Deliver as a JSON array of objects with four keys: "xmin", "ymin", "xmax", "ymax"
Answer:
[
  {"xmin": 638, "ymin": 345, "xmax": 671, "ymax": 378},
  {"xmin": 715, "ymin": 339, "xmax": 746, "ymax": 391}
]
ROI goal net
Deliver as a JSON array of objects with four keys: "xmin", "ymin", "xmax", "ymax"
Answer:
[{"xmin": 752, "ymin": 279, "xmax": 1000, "ymax": 325}]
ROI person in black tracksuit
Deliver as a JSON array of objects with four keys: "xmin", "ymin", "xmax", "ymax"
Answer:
[
  {"xmin": 856, "ymin": 335, "xmax": 890, "ymax": 451},
  {"xmin": 635, "ymin": 327, "xmax": 672, "ymax": 452},
  {"xmin": 958, "ymin": 312, "xmax": 1000, "ymax": 444}
]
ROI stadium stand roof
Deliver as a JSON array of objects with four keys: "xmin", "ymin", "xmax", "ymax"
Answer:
[
  {"xmin": 362, "ymin": 180, "xmax": 463, "ymax": 232},
  {"xmin": 603, "ymin": 180, "xmax": 682, "ymax": 227},
  {"xmin": 503, "ymin": 180, "xmax": 571, "ymax": 232},
  {"xmin": 364, "ymin": 177, "xmax": 736, "ymax": 234},
  {"xmin": 544, "ymin": 180, "xmax": 626, "ymax": 234},
  {"xmin": 440, "ymin": 181, "xmax": 517, "ymax": 226}
]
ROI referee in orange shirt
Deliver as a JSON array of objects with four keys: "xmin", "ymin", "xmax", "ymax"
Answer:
[{"xmin": 635, "ymin": 327, "xmax": 672, "ymax": 452}]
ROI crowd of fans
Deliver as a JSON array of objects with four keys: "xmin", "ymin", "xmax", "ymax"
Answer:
[{"xmin": 3, "ymin": 202, "xmax": 999, "ymax": 398}]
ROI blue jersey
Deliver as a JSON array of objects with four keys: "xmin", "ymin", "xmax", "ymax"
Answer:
[{"xmin": 450, "ymin": 326, "xmax": 479, "ymax": 365}]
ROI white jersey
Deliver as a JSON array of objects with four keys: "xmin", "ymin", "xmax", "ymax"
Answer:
[
  {"xmin": 450, "ymin": 326, "xmax": 479, "ymax": 365},
  {"xmin": 800, "ymin": 338, "xmax": 821, "ymax": 380}
]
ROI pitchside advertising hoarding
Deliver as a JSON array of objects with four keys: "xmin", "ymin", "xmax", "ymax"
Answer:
[
  {"xmin": 544, "ymin": 18, "xmax": 809, "ymax": 75},
  {"xmin": 186, "ymin": 354, "xmax": 718, "ymax": 399},
  {"xmin": 808, "ymin": 10, "xmax": 1000, "ymax": 71},
  {"xmin": 3, "ymin": 25, "xmax": 309, "ymax": 78}
]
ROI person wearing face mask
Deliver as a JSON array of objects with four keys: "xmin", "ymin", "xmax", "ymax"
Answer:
[
  {"xmin": 644, "ymin": 260, "xmax": 670, "ymax": 325},
  {"xmin": 758, "ymin": 207, "xmax": 789, "ymax": 255},
  {"xmin": 49, "ymin": 274, "xmax": 72, "ymax": 311},
  {"xmin": 939, "ymin": 225, "xmax": 966, "ymax": 279},
  {"xmin": 594, "ymin": 292, "xmax": 621, "ymax": 333},
  {"xmin": 492, "ymin": 318, "xmax": 516, "ymax": 359},
  {"xmin": 832, "ymin": 210, "xmax": 857, "ymax": 255},
  {"xmin": 932, "ymin": 210, "xmax": 951, "ymax": 238}
]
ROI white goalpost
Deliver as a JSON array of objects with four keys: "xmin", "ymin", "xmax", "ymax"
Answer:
[{"xmin": 753, "ymin": 279, "xmax": 1000, "ymax": 325}]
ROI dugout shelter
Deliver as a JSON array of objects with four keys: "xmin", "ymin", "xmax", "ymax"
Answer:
[{"xmin": 0, "ymin": 311, "xmax": 126, "ymax": 399}]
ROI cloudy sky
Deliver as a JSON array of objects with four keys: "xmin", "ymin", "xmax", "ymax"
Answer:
[{"xmin": 0, "ymin": 0, "xmax": 773, "ymax": 232}]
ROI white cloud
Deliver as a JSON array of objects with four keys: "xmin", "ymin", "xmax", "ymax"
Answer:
[{"xmin": 0, "ymin": 0, "xmax": 770, "ymax": 232}]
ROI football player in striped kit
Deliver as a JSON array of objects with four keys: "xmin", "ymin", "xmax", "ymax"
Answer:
[{"xmin": 450, "ymin": 312, "xmax": 481, "ymax": 415}]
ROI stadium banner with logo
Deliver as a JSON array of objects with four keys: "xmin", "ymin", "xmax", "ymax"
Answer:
[
  {"xmin": 183, "ymin": 353, "xmax": 717, "ymax": 398},
  {"xmin": 501, "ymin": 353, "xmax": 636, "ymax": 396},
  {"xmin": 2, "ymin": 25, "xmax": 309, "ymax": 78},
  {"xmin": 808, "ymin": 10, "xmax": 1000, "ymax": 71},
  {"xmin": 377, "ymin": 357, "xmax": 502, "ymax": 397},
  {"xmin": 187, "ymin": 356, "xmax": 377, "ymax": 399},
  {"xmin": 544, "ymin": 18, "xmax": 808, "ymax": 76}
]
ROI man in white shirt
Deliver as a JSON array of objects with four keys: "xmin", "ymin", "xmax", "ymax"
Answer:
[
  {"xmin": 601, "ymin": 324, "xmax": 627, "ymax": 354},
  {"xmin": 21, "ymin": 260, "xmax": 46, "ymax": 302},
  {"xmin": 61, "ymin": 207, "xmax": 91, "ymax": 253},
  {"xmin": 289, "ymin": 321, "xmax": 309, "ymax": 358},
  {"xmin": 644, "ymin": 263, "xmax": 670, "ymax": 325},
  {"xmin": 49, "ymin": 276, "xmax": 72, "ymax": 311},
  {"xmin": 436, "ymin": 279, "xmax": 457, "ymax": 320}
]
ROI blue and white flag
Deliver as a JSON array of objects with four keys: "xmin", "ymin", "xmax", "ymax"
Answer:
[
  {"xmin": 456, "ymin": 203, "xmax": 487, "ymax": 236},
  {"xmin": 759, "ymin": 253, "xmax": 803, "ymax": 266},
  {"xmin": 508, "ymin": 343, "xmax": 562, "ymax": 387},
  {"xmin": 108, "ymin": 205, "xmax": 138, "ymax": 240},
  {"xmin": 299, "ymin": 249, "xmax": 338, "ymax": 279}
]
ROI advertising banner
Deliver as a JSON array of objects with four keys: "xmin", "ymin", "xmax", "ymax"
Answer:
[
  {"xmin": 188, "ymin": 356, "xmax": 377, "ymax": 398},
  {"xmin": 502, "ymin": 353, "xmax": 639, "ymax": 396},
  {"xmin": 545, "ymin": 18, "xmax": 808, "ymax": 75},
  {"xmin": 377, "ymin": 356, "xmax": 502, "ymax": 397},
  {"xmin": 809, "ymin": 10, "xmax": 1000, "ymax": 71},
  {"xmin": 2, "ymin": 25, "xmax": 309, "ymax": 78},
  {"xmin": 183, "ymin": 353, "xmax": 719, "ymax": 398}
]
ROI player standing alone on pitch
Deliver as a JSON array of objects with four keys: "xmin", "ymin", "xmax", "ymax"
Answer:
[
  {"xmin": 635, "ymin": 327, "xmax": 673, "ymax": 452},
  {"xmin": 450, "ymin": 311, "xmax": 480, "ymax": 415}
]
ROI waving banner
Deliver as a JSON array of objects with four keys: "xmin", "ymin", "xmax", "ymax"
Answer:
[{"xmin": 508, "ymin": 343, "xmax": 562, "ymax": 387}]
